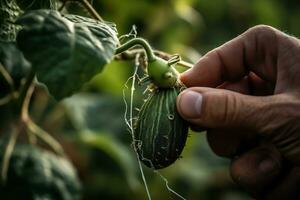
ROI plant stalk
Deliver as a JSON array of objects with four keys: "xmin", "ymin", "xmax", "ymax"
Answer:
[
  {"xmin": 115, "ymin": 38, "xmax": 156, "ymax": 62},
  {"xmin": 17, "ymin": 69, "xmax": 35, "ymax": 116},
  {"xmin": 59, "ymin": 0, "xmax": 104, "ymax": 22},
  {"xmin": 115, "ymin": 48, "xmax": 194, "ymax": 69}
]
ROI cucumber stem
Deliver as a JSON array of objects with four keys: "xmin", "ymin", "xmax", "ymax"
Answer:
[
  {"xmin": 115, "ymin": 38, "xmax": 156, "ymax": 62},
  {"xmin": 114, "ymin": 49, "xmax": 194, "ymax": 69}
]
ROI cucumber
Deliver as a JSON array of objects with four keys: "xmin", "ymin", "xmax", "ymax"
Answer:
[{"xmin": 135, "ymin": 87, "xmax": 188, "ymax": 169}]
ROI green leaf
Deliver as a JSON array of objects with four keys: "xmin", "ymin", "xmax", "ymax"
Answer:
[
  {"xmin": 0, "ymin": 41, "xmax": 31, "ymax": 81},
  {"xmin": 0, "ymin": 142, "xmax": 82, "ymax": 200},
  {"xmin": 63, "ymin": 93, "xmax": 126, "ymax": 137},
  {"xmin": 79, "ymin": 131, "xmax": 140, "ymax": 191},
  {"xmin": 16, "ymin": 10, "xmax": 119, "ymax": 100},
  {"xmin": 62, "ymin": 93, "xmax": 140, "ymax": 190},
  {"xmin": 0, "ymin": 41, "xmax": 31, "ymax": 97}
]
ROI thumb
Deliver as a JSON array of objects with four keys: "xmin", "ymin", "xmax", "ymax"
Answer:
[{"xmin": 176, "ymin": 87, "xmax": 275, "ymax": 130}]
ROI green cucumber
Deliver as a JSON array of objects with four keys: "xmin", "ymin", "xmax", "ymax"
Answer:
[
  {"xmin": 116, "ymin": 37, "xmax": 188, "ymax": 169},
  {"xmin": 135, "ymin": 87, "xmax": 188, "ymax": 169}
]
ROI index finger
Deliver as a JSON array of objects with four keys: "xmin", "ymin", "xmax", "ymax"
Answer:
[{"xmin": 181, "ymin": 25, "xmax": 279, "ymax": 87}]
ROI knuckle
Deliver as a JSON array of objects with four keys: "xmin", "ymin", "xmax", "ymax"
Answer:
[
  {"xmin": 220, "ymin": 91, "xmax": 237, "ymax": 125},
  {"xmin": 207, "ymin": 90, "xmax": 235, "ymax": 126},
  {"xmin": 245, "ymin": 24, "xmax": 277, "ymax": 44},
  {"xmin": 247, "ymin": 24, "xmax": 275, "ymax": 35}
]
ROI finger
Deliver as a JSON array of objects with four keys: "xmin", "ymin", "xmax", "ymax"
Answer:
[
  {"xmin": 217, "ymin": 74, "xmax": 274, "ymax": 96},
  {"xmin": 230, "ymin": 144, "xmax": 282, "ymax": 198},
  {"xmin": 217, "ymin": 76, "xmax": 250, "ymax": 94},
  {"xmin": 206, "ymin": 129, "xmax": 244, "ymax": 158},
  {"xmin": 206, "ymin": 129, "xmax": 258, "ymax": 158},
  {"xmin": 248, "ymin": 72, "xmax": 274, "ymax": 95},
  {"xmin": 177, "ymin": 87, "xmax": 298, "ymax": 132},
  {"xmin": 181, "ymin": 25, "xmax": 279, "ymax": 87},
  {"xmin": 265, "ymin": 166, "xmax": 300, "ymax": 200},
  {"xmin": 177, "ymin": 87, "xmax": 282, "ymax": 131}
]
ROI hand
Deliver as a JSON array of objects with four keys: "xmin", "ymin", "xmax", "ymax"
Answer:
[{"xmin": 176, "ymin": 25, "xmax": 300, "ymax": 199}]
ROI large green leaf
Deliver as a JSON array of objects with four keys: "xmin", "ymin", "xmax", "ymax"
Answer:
[
  {"xmin": 79, "ymin": 131, "xmax": 140, "ymax": 191},
  {"xmin": 0, "ymin": 41, "xmax": 31, "ymax": 97},
  {"xmin": 63, "ymin": 93, "xmax": 126, "ymax": 136},
  {"xmin": 16, "ymin": 10, "xmax": 119, "ymax": 100},
  {"xmin": 62, "ymin": 93, "xmax": 140, "ymax": 190},
  {"xmin": 0, "ymin": 142, "xmax": 82, "ymax": 200},
  {"xmin": 0, "ymin": 41, "xmax": 31, "ymax": 82}
]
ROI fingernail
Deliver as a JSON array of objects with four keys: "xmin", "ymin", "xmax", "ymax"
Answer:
[{"xmin": 178, "ymin": 90, "xmax": 203, "ymax": 118}]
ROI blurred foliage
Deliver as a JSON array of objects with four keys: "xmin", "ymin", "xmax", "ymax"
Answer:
[
  {"xmin": 23, "ymin": 0, "xmax": 300, "ymax": 199},
  {"xmin": 0, "ymin": 142, "xmax": 82, "ymax": 200}
]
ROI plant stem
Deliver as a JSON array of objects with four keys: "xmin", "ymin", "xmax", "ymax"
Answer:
[
  {"xmin": 122, "ymin": 54, "xmax": 152, "ymax": 200},
  {"xmin": 80, "ymin": 0, "xmax": 103, "ymax": 21},
  {"xmin": 0, "ymin": 63, "xmax": 17, "ymax": 106},
  {"xmin": 58, "ymin": 0, "xmax": 67, "ymax": 11},
  {"xmin": 115, "ymin": 48, "xmax": 194, "ymax": 69},
  {"xmin": 26, "ymin": 118, "xmax": 65, "ymax": 156},
  {"xmin": 17, "ymin": 69, "xmax": 35, "ymax": 115},
  {"xmin": 59, "ymin": 0, "xmax": 104, "ymax": 22},
  {"xmin": 115, "ymin": 38, "xmax": 156, "ymax": 62},
  {"xmin": 1, "ymin": 126, "xmax": 18, "ymax": 184},
  {"xmin": 16, "ymin": 73, "xmax": 64, "ymax": 156},
  {"xmin": 21, "ymin": 85, "xmax": 34, "ymax": 121},
  {"xmin": 0, "ymin": 62, "xmax": 15, "ymax": 94},
  {"xmin": 177, "ymin": 60, "xmax": 193, "ymax": 68}
]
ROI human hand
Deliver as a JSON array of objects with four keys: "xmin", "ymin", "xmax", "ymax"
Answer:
[{"xmin": 176, "ymin": 25, "xmax": 300, "ymax": 199}]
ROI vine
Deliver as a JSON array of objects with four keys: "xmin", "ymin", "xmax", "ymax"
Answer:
[
  {"xmin": 59, "ymin": 0, "xmax": 103, "ymax": 21},
  {"xmin": 123, "ymin": 53, "xmax": 152, "ymax": 199},
  {"xmin": 0, "ymin": 0, "xmax": 194, "ymax": 199}
]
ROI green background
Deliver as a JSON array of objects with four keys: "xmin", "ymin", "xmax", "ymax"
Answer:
[{"xmin": 29, "ymin": 0, "xmax": 300, "ymax": 199}]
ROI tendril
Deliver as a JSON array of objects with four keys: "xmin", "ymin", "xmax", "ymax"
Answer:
[{"xmin": 123, "ymin": 53, "xmax": 152, "ymax": 200}]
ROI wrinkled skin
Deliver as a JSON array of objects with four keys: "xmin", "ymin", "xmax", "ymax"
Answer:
[{"xmin": 176, "ymin": 25, "xmax": 300, "ymax": 199}]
